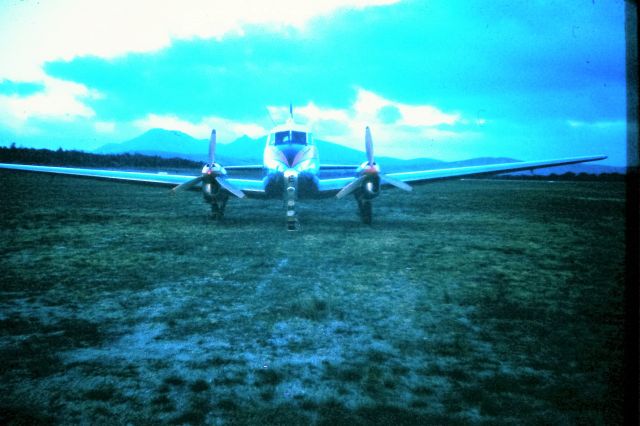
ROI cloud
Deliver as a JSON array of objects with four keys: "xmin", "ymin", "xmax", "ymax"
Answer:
[
  {"xmin": 266, "ymin": 88, "xmax": 469, "ymax": 158},
  {"xmin": 0, "ymin": 1, "xmax": 626, "ymax": 165},
  {"xmin": 39, "ymin": 1, "xmax": 625, "ymax": 127},
  {"xmin": 133, "ymin": 113, "xmax": 268, "ymax": 143},
  {"xmin": 129, "ymin": 88, "xmax": 467, "ymax": 158},
  {"xmin": 270, "ymin": 89, "xmax": 460, "ymax": 128},
  {"xmin": 269, "ymin": 102, "xmax": 350, "ymax": 124},
  {"xmin": 0, "ymin": 0, "xmax": 399, "ymax": 81},
  {"xmin": 352, "ymin": 89, "xmax": 460, "ymax": 127},
  {"xmin": 567, "ymin": 119, "xmax": 626, "ymax": 130},
  {"xmin": 95, "ymin": 121, "xmax": 116, "ymax": 133},
  {"xmin": 0, "ymin": 77, "xmax": 98, "ymax": 133}
]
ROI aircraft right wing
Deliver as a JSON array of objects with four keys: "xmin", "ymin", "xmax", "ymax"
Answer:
[
  {"xmin": 0, "ymin": 163, "xmax": 198, "ymax": 186},
  {"xmin": 0, "ymin": 162, "xmax": 268, "ymax": 197}
]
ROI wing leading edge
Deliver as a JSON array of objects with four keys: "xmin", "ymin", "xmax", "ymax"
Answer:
[
  {"xmin": 317, "ymin": 155, "xmax": 607, "ymax": 193},
  {"xmin": 0, "ymin": 163, "xmax": 266, "ymax": 196}
]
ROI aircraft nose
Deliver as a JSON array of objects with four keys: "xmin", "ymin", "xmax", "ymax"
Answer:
[{"xmin": 280, "ymin": 145, "xmax": 303, "ymax": 167}]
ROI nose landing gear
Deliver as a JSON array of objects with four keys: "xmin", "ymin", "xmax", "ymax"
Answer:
[{"xmin": 285, "ymin": 172, "xmax": 299, "ymax": 231}]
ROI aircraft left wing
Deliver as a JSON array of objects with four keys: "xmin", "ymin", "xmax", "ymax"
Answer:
[
  {"xmin": 0, "ymin": 163, "xmax": 267, "ymax": 195},
  {"xmin": 317, "ymin": 155, "xmax": 608, "ymax": 192}
]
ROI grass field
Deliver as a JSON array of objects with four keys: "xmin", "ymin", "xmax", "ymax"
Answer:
[{"xmin": 0, "ymin": 171, "xmax": 625, "ymax": 424}]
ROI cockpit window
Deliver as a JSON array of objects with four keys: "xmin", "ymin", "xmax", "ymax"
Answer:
[{"xmin": 273, "ymin": 131, "xmax": 307, "ymax": 146}]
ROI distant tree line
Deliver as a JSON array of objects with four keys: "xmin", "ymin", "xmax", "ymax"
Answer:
[
  {"xmin": 0, "ymin": 145, "xmax": 201, "ymax": 170},
  {"xmin": 494, "ymin": 172, "xmax": 624, "ymax": 182}
]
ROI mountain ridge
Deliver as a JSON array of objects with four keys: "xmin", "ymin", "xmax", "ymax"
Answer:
[{"xmin": 94, "ymin": 128, "xmax": 446, "ymax": 166}]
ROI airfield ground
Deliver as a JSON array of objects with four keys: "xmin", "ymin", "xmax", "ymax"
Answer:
[{"xmin": 0, "ymin": 172, "xmax": 625, "ymax": 424}]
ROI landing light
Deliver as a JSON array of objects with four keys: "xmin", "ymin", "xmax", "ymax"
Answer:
[{"xmin": 284, "ymin": 169, "xmax": 299, "ymax": 179}]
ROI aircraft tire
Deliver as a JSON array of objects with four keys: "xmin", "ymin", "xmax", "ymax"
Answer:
[
  {"xmin": 211, "ymin": 202, "xmax": 223, "ymax": 220},
  {"xmin": 361, "ymin": 200, "xmax": 372, "ymax": 225}
]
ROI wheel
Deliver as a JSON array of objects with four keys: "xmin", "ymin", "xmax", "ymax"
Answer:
[
  {"xmin": 210, "ymin": 201, "xmax": 225, "ymax": 220},
  {"xmin": 210, "ymin": 194, "xmax": 229, "ymax": 220},
  {"xmin": 360, "ymin": 200, "xmax": 372, "ymax": 224}
]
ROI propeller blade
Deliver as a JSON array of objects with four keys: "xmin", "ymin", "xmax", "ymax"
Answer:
[
  {"xmin": 336, "ymin": 176, "xmax": 366, "ymax": 199},
  {"xmin": 215, "ymin": 176, "xmax": 246, "ymax": 198},
  {"xmin": 208, "ymin": 129, "xmax": 217, "ymax": 164},
  {"xmin": 381, "ymin": 174, "xmax": 412, "ymax": 192},
  {"xmin": 365, "ymin": 126, "xmax": 374, "ymax": 166},
  {"xmin": 172, "ymin": 176, "xmax": 203, "ymax": 192}
]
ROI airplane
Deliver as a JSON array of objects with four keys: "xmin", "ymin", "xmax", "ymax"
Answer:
[{"xmin": 0, "ymin": 108, "xmax": 607, "ymax": 230}]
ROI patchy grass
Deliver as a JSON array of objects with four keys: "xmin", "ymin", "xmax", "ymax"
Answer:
[{"xmin": 0, "ymin": 172, "xmax": 625, "ymax": 424}]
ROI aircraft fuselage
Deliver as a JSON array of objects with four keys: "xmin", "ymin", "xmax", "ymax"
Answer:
[{"xmin": 262, "ymin": 120, "xmax": 322, "ymax": 199}]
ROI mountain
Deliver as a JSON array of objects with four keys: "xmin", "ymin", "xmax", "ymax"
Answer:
[
  {"xmin": 97, "ymin": 129, "xmax": 205, "ymax": 157},
  {"xmin": 95, "ymin": 129, "xmax": 261, "ymax": 165},
  {"xmin": 95, "ymin": 128, "xmax": 443, "ymax": 167}
]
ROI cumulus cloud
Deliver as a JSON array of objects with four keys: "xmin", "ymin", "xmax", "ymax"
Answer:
[
  {"xmin": 0, "ymin": 0, "xmax": 399, "ymax": 81},
  {"xmin": 353, "ymin": 89, "xmax": 460, "ymax": 127},
  {"xmin": 133, "ymin": 113, "xmax": 268, "ymax": 143},
  {"xmin": 0, "ymin": 77, "xmax": 98, "ymax": 132},
  {"xmin": 266, "ymin": 88, "xmax": 466, "ymax": 157},
  {"xmin": 94, "ymin": 121, "xmax": 116, "ymax": 133},
  {"xmin": 270, "ymin": 89, "xmax": 459, "ymax": 127},
  {"xmin": 0, "ymin": 0, "xmax": 399, "ymax": 134}
]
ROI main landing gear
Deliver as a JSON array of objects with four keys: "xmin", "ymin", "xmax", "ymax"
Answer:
[
  {"xmin": 355, "ymin": 192, "xmax": 373, "ymax": 224},
  {"xmin": 210, "ymin": 193, "xmax": 228, "ymax": 220},
  {"xmin": 203, "ymin": 182, "xmax": 229, "ymax": 221}
]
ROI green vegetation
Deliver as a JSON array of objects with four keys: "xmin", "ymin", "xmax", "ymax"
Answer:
[
  {"xmin": 0, "ymin": 145, "xmax": 200, "ymax": 170},
  {"xmin": 495, "ymin": 172, "xmax": 624, "ymax": 181},
  {"xmin": 0, "ymin": 172, "xmax": 625, "ymax": 424}
]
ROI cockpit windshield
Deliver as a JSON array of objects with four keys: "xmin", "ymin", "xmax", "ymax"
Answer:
[{"xmin": 273, "ymin": 131, "xmax": 307, "ymax": 146}]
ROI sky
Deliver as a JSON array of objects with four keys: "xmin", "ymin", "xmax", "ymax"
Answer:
[{"xmin": 0, "ymin": 0, "xmax": 628, "ymax": 165}]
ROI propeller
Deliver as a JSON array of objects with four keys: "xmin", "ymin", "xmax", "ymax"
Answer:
[
  {"xmin": 172, "ymin": 175, "xmax": 203, "ymax": 192},
  {"xmin": 336, "ymin": 127, "xmax": 412, "ymax": 198},
  {"xmin": 336, "ymin": 175, "xmax": 366, "ymax": 199},
  {"xmin": 365, "ymin": 126, "xmax": 374, "ymax": 166},
  {"xmin": 209, "ymin": 129, "xmax": 216, "ymax": 164},
  {"xmin": 381, "ymin": 175, "xmax": 412, "ymax": 192},
  {"xmin": 171, "ymin": 128, "xmax": 245, "ymax": 198},
  {"xmin": 215, "ymin": 176, "xmax": 245, "ymax": 198}
]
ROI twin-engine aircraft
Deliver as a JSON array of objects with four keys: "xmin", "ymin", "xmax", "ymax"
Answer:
[{"xmin": 0, "ymin": 111, "xmax": 606, "ymax": 230}]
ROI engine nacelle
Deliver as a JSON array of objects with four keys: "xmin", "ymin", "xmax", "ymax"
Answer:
[
  {"xmin": 202, "ymin": 179, "xmax": 223, "ymax": 202},
  {"xmin": 201, "ymin": 162, "xmax": 228, "ymax": 202},
  {"xmin": 360, "ymin": 175, "xmax": 380, "ymax": 200}
]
